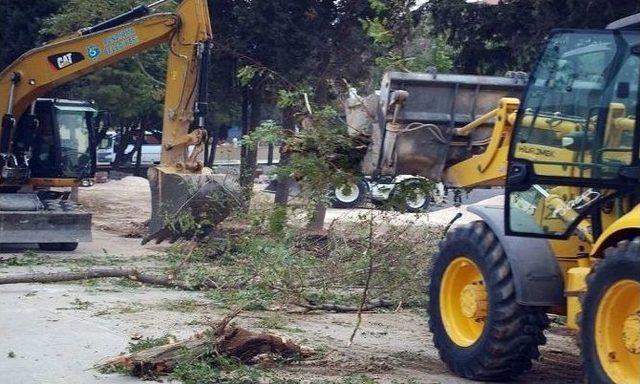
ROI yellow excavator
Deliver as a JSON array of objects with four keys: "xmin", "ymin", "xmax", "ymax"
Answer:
[
  {"xmin": 351, "ymin": 13, "xmax": 639, "ymax": 384},
  {"xmin": 0, "ymin": 0, "xmax": 240, "ymax": 249}
]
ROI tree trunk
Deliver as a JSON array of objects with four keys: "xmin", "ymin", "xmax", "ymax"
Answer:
[
  {"xmin": 113, "ymin": 123, "xmax": 135, "ymax": 169},
  {"xmin": 306, "ymin": 82, "xmax": 329, "ymax": 232},
  {"xmin": 239, "ymin": 86, "xmax": 260, "ymax": 201},
  {"xmin": 134, "ymin": 123, "xmax": 145, "ymax": 176},
  {"xmin": 274, "ymin": 107, "xmax": 294, "ymax": 206}
]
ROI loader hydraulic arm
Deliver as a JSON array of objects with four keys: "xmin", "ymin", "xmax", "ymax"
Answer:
[{"xmin": 0, "ymin": 0, "xmax": 212, "ymax": 171}]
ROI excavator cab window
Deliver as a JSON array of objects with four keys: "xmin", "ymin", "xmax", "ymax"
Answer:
[
  {"xmin": 506, "ymin": 29, "xmax": 640, "ymax": 238},
  {"xmin": 15, "ymin": 100, "xmax": 97, "ymax": 180}
]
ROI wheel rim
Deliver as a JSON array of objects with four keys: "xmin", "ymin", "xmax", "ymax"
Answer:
[
  {"xmin": 439, "ymin": 257, "xmax": 487, "ymax": 347},
  {"xmin": 406, "ymin": 188, "xmax": 427, "ymax": 209},
  {"xmin": 335, "ymin": 183, "xmax": 360, "ymax": 203},
  {"xmin": 595, "ymin": 279, "xmax": 640, "ymax": 383}
]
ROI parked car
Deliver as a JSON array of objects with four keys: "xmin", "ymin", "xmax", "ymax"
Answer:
[{"xmin": 96, "ymin": 131, "xmax": 161, "ymax": 166}]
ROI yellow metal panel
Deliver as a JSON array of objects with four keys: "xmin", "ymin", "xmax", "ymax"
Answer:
[
  {"xmin": 591, "ymin": 205, "xmax": 640, "ymax": 257},
  {"xmin": 566, "ymin": 267, "xmax": 590, "ymax": 330}
]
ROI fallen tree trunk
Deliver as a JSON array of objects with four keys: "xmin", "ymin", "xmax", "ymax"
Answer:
[
  {"xmin": 295, "ymin": 298, "xmax": 394, "ymax": 313},
  {"xmin": 0, "ymin": 268, "xmax": 220, "ymax": 290},
  {"xmin": 96, "ymin": 310, "xmax": 313, "ymax": 378}
]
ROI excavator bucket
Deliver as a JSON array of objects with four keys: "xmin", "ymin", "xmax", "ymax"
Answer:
[{"xmin": 144, "ymin": 167, "xmax": 243, "ymax": 244}]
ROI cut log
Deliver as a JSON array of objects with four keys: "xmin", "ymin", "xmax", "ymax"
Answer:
[{"xmin": 95, "ymin": 312, "xmax": 314, "ymax": 378}]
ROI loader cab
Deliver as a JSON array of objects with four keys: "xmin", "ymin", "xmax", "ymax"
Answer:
[
  {"xmin": 506, "ymin": 27, "xmax": 640, "ymax": 239},
  {"xmin": 15, "ymin": 98, "xmax": 97, "ymax": 180}
]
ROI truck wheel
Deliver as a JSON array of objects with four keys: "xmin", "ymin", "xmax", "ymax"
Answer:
[
  {"xmin": 402, "ymin": 185, "xmax": 430, "ymax": 213},
  {"xmin": 38, "ymin": 243, "xmax": 78, "ymax": 252},
  {"xmin": 331, "ymin": 181, "xmax": 366, "ymax": 209},
  {"xmin": 428, "ymin": 221, "xmax": 548, "ymax": 381},
  {"xmin": 580, "ymin": 237, "xmax": 640, "ymax": 384},
  {"xmin": 392, "ymin": 179, "xmax": 430, "ymax": 213}
]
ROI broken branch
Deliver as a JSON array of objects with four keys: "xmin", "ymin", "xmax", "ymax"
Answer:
[
  {"xmin": 0, "ymin": 267, "xmax": 224, "ymax": 291},
  {"xmin": 295, "ymin": 298, "xmax": 394, "ymax": 313}
]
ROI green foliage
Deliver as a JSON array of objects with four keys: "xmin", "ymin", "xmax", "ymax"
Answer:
[
  {"xmin": 0, "ymin": 1, "xmax": 64, "ymax": 69},
  {"xmin": 242, "ymin": 120, "xmax": 282, "ymax": 148},
  {"xmin": 169, "ymin": 347, "xmax": 264, "ymax": 384},
  {"xmin": 268, "ymin": 206, "xmax": 288, "ymax": 235},
  {"xmin": 170, "ymin": 358, "xmax": 221, "ymax": 384},
  {"xmin": 427, "ymin": 0, "xmax": 640, "ymax": 75},
  {"xmin": 362, "ymin": 0, "xmax": 454, "ymax": 83},
  {"xmin": 128, "ymin": 334, "xmax": 175, "ymax": 353},
  {"xmin": 339, "ymin": 375, "xmax": 378, "ymax": 384},
  {"xmin": 361, "ymin": 18, "xmax": 394, "ymax": 47}
]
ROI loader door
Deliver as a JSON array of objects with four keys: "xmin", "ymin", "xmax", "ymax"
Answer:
[{"xmin": 505, "ymin": 29, "xmax": 640, "ymax": 239}]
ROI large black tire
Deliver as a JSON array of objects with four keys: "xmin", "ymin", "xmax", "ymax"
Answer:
[
  {"xmin": 331, "ymin": 180, "xmax": 367, "ymax": 209},
  {"xmin": 428, "ymin": 221, "xmax": 549, "ymax": 381},
  {"xmin": 580, "ymin": 237, "xmax": 640, "ymax": 384},
  {"xmin": 38, "ymin": 242, "xmax": 78, "ymax": 252}
]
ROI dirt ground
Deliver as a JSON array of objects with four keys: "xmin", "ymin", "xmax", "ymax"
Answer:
[{"xmin": 0, "ymin": 177, "xmax": 584, "ymax": 383}]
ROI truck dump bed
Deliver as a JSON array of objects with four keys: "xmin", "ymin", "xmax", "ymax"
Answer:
[{"xmin": 350, "ymin": 71, "xmax": 526, "ymax": 180}]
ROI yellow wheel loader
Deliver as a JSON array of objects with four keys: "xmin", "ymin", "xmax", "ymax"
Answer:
[
  {"xmin": 0, "ymin": 0, "xmax": 241, "ymax": 247},
  {"xmin": 350, "ymin": 14, "xmax": 639, "ymax": 384}
]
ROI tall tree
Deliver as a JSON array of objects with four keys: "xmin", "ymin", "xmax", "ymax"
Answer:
[
  {"xmin": 209, "ymin": 0, "xmax": 380, "ymax": 204},
  {"xmin": 0, "ymin": 0, "xmax": 63, "ymax": 69},
  {"xmin": 428, "ymin": 0, "xmax": 640, "ymax": 75}
]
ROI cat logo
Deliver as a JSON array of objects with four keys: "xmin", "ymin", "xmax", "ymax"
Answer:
[{"xmin": 47, "ymin": 52, "xmax": 85, "ymax": 70}]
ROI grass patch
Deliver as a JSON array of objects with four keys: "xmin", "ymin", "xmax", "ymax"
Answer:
[
  {"xmin": 206, "ymin": 287, "xmax": 277, "ymax": 311},
  {"xmin": 255, "ymin": 314, "xmax": 288, "ymax": 330},
  {"xmin": 128, "ymin": 334, "xmax": 176, "ymax": 353},
  {"xmin": 57, "ymin": 298, "xmax": 92, "ymax": 310},
  {"xmin": 161, "ymin": 299, "xmax": 204, "ymax": 313}
]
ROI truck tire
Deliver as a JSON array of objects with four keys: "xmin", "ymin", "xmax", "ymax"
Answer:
[
  {"xmin": 331, "ymin": 180, "xmax": 367, "ymax": 209},
  {"xmin": 400, "ymin": 180, "xmax": 430, "ymax": 213},
  {"xmin": 390, "ymin": 179, "xmax": 430, "ymax": 213},
  {"xmin": 38, "ymin": 242, "xmax": 78, "ymax": 252},
  {"xmin": 579, "ymin": 237, "xmax": 640, "ymax": 384},
  {"xmin": 428, "ymin": 221, "xmax": 548, "ymax": 381}
]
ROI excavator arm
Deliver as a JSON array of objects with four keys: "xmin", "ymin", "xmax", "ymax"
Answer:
[{"xmin": 0, "ymin": 0, "xmax": 241, "ymax": 243}]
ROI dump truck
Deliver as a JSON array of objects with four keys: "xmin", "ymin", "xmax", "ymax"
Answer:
[{"xmin": 348, "ymin": 14, "xmax": 640, "ymax": 384}]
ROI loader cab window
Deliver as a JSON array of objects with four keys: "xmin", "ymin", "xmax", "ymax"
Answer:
[
  {"xmin": 511, "ymin": 30, "xmax": 639, "ymax": 180},
  {"xmin": 506, "ymin": 30, "xmax": 640, "ymax": 239}
]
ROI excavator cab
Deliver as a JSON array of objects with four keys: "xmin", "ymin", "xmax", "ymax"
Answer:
[
  {"xmin": 14, "ymin": 99, "xmax": 97, "ymax": 182},
  {"xmin": 506, "ymin": 28, "xmax": 640, "ymax": 239}
]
